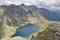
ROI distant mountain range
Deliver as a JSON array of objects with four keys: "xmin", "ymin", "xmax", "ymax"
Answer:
[
  {"xmin": 51, "ymin": 9, "xmax": 60, "ymax": 14},
  {"xmin": 0, "ymin": 4, "xmax": 60, "ymax": 26}
]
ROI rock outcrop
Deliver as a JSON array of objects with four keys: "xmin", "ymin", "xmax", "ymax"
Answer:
[{"xmin": 31, "ymin": 23, "xmax": 60, "ymax": 40}]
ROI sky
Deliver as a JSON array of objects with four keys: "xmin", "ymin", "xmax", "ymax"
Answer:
[{"xmin": 0, "ymin": 0, "xmax": 60, "ymax": 8}]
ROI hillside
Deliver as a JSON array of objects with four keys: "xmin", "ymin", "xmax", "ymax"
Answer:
[
  {"xmin": 31, "ymin": 22, "xmax": 60, "ymax": 40},
  {"xmin": 0, "ymin": 4, "xmax": 60, "ymax": 40}
]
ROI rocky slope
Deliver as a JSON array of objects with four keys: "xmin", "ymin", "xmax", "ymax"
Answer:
[
  {"xmin": 0, "ymin": 4, "xmax": 60, "ymax": 27},
  {"xmin": 0, "ymin": 4, "xmax": 60, "ymax": 40},
  {"xmin": 31, "ymin": 22, "xmax": 60, "ymax": 40}
]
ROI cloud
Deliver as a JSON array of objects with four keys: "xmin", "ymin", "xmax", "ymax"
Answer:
[
  {"xmin": 53, "ymin": 0, "xmax": 60, "ymax": 7},
  {"xmin": 0, "ymin": 0, "xmax": 60, "ymax": 8}
]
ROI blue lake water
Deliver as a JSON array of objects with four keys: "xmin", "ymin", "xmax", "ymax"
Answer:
[{"xmin": 12, "ymin": 23, "xmax": 40, "ymax": 37}]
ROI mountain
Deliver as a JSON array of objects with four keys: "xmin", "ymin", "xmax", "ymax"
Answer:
[
  {"xmin": 0, "ymin": 4, "xmax": 43, "ymax": 27},
  {"xmin": 0, "ymin": 4, "xmax": 60, "ymax": 25},
  {"xmin": 0, "ymin": 4, "xmax": 60, "ymax": 40},
  {"xmin": 49, "ymin": 8, "xmax": 60, "ymax": 14},
  {"xmin": 39, "ymin": 8, "xmax": 60, "ymax": 21},
  {"xmin": 20, "ymin": 4, "xmax": 60, "ymax": 21}
]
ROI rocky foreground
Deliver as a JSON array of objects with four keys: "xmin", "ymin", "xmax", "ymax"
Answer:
[{"xmin": 31, "ymin": 23, "xmax": 60, "ymax": 40}]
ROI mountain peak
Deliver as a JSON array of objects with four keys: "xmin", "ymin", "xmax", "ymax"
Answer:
[
  {"xmin": 20, "ymin": 4, "xmax": 26, "ymax": 6},
  {"xmin": 19, "ymin": 4, "xmax": 26, "ymax": 7}
]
